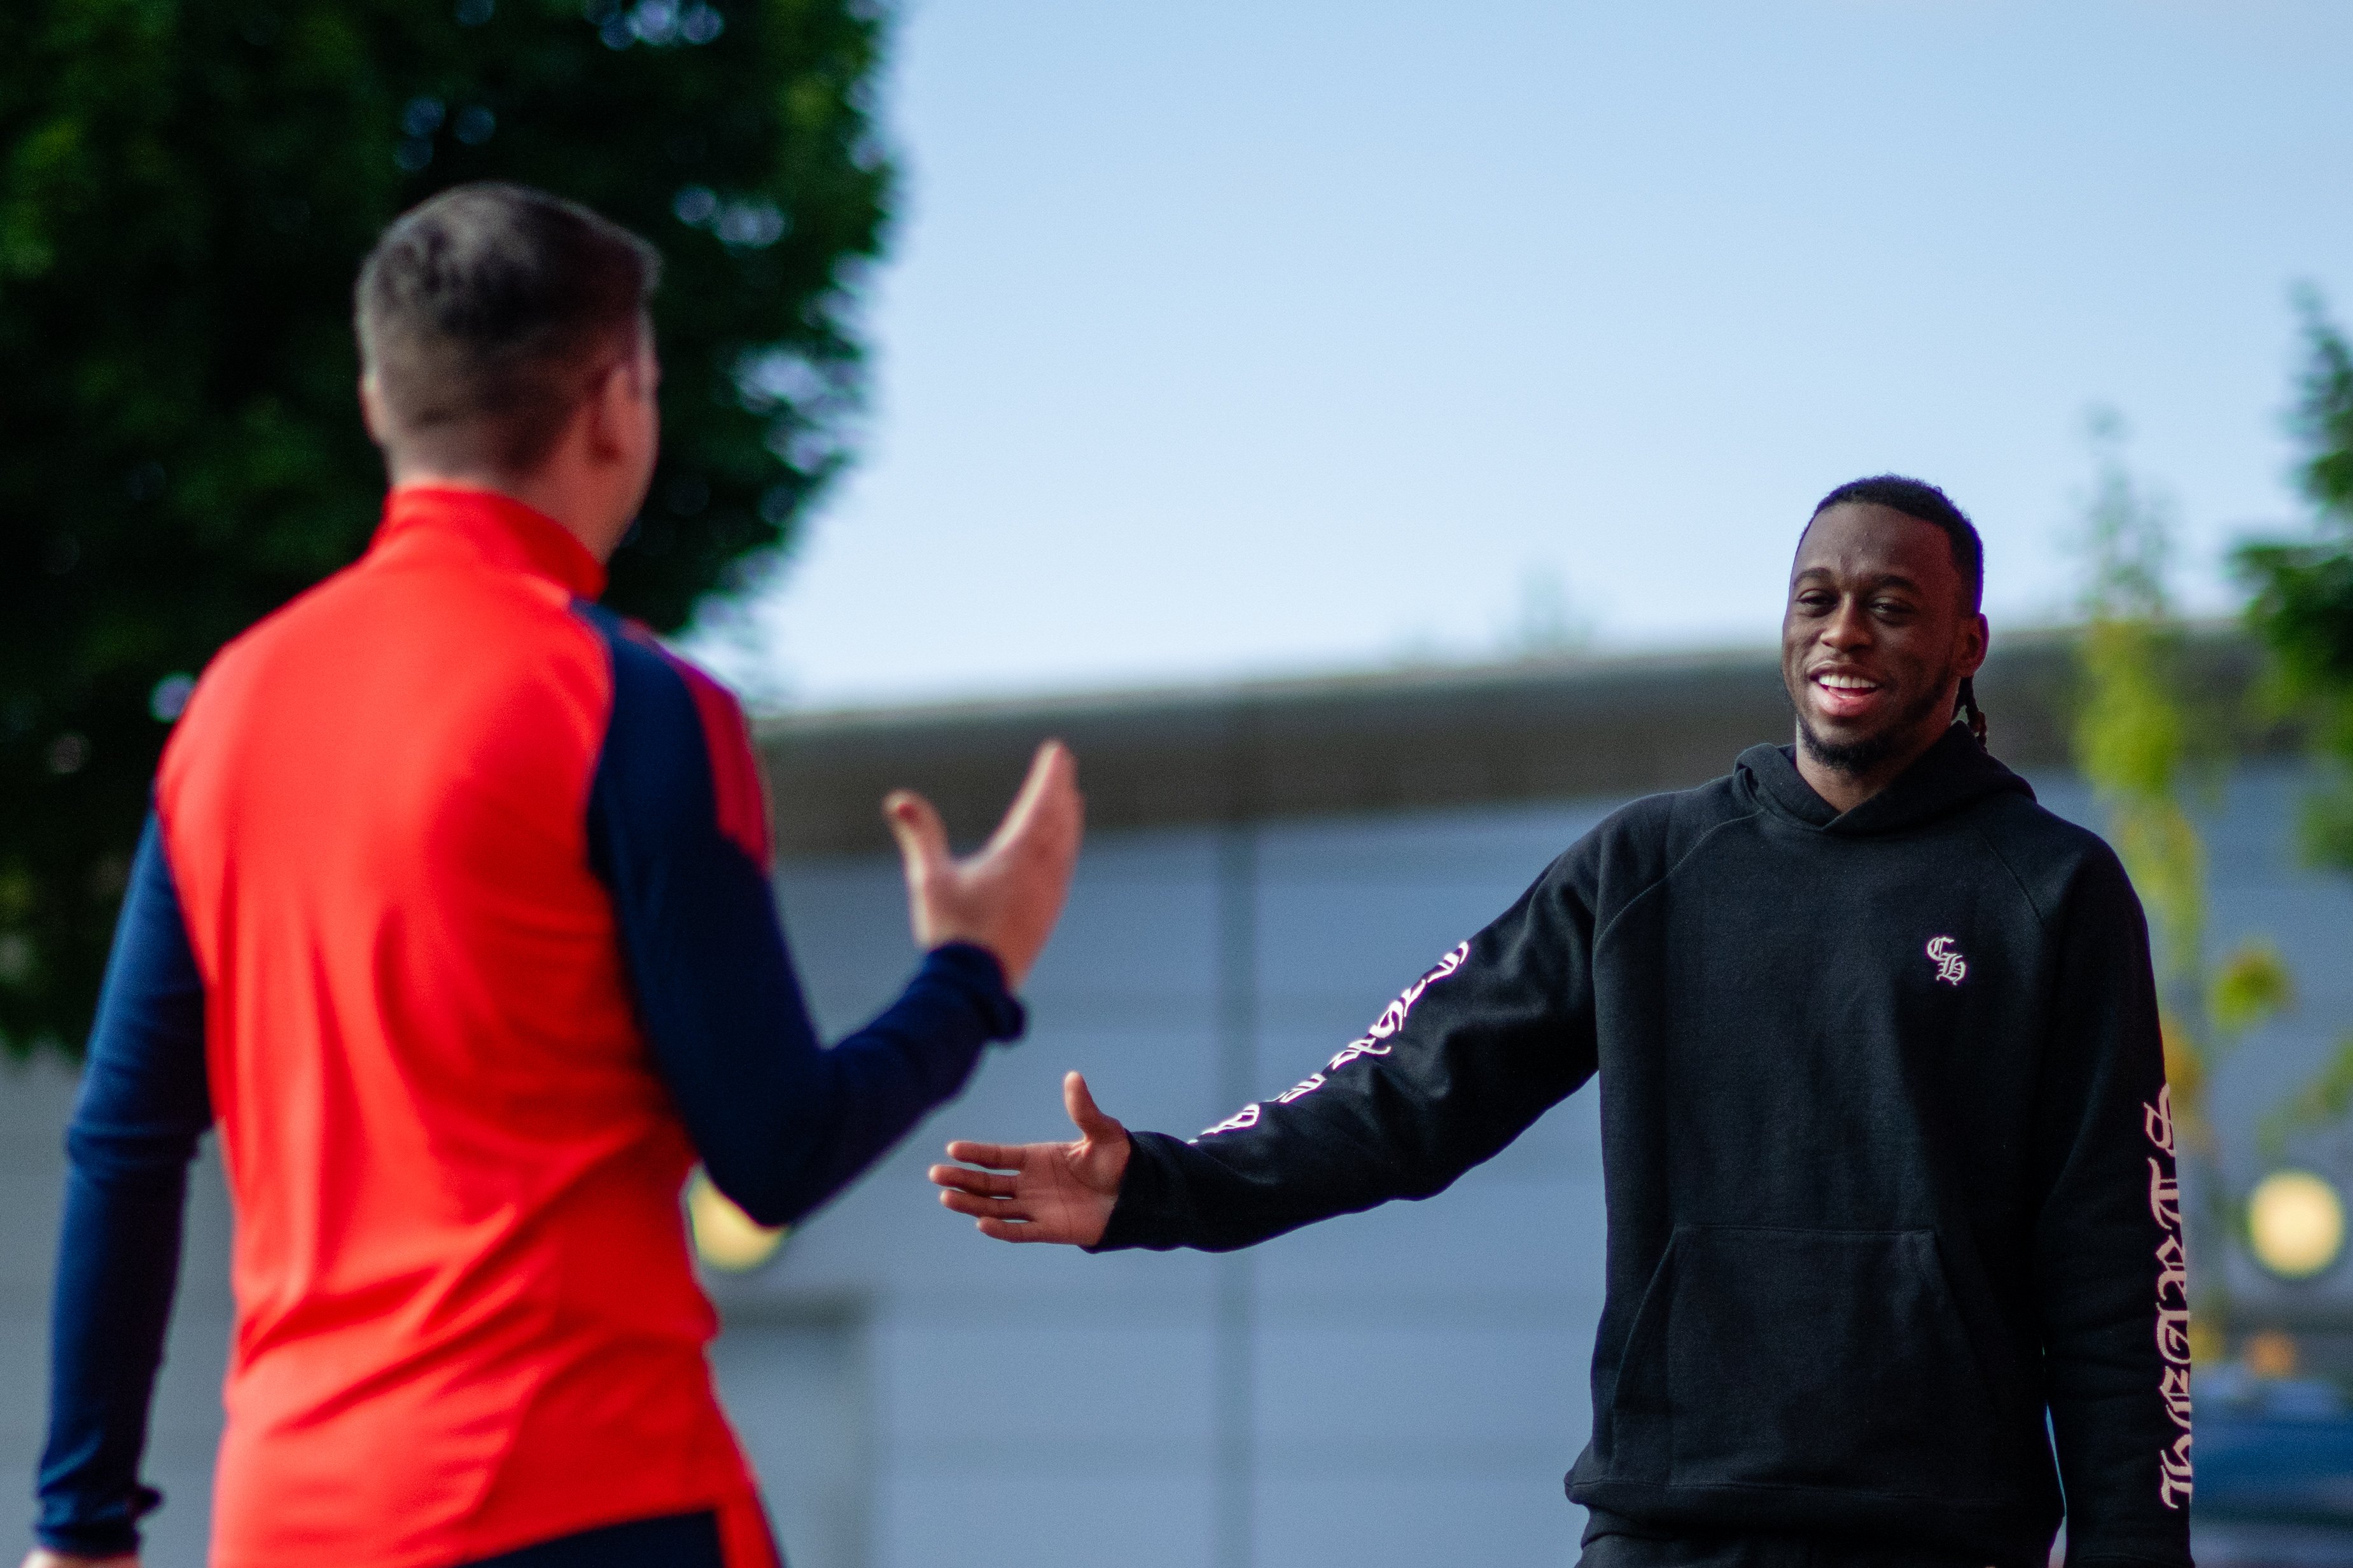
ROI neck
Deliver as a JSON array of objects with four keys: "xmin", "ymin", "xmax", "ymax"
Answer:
[
  {"xmin": 387, "ymin": 464, "xmax": 628, "ymax": 564},
  {"xmin": 1793, "ymin": 719, "xmax": 1953, "ymax": 814}
]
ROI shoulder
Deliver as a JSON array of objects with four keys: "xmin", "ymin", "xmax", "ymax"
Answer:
[
  {"xmin": 1588, "ymin": 770, "xmax": 1752, "ymax": 861},
  {"xmin": 574, "ymin": 606, "xmax": 771, "ymax": 868},
  {"xmin": 571, "ymin": 604, "xmax": 748, "ymax": 746},
  {"xmin": 178, "ymin": 557, "xmax": 371, "ymax": 711},
  {"xmin": 1545, "ymin": 770, "xmax": 1756, "ymax": 905},
  {"xmin": 165, "ymin": 552, "xmax": 608, "ymax": 791},
  {"xmin": 1975, "ymin": 788, "xmax": 2110, "ymax": 856},
  {"xmin": 1964, "ymin": 789, "xmax": 2137, "ymax": 926}
]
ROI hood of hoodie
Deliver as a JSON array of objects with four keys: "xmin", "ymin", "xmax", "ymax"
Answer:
[{"xmin": 1735, "ymin": 723, "xmax": 2034, "ymax": 837}]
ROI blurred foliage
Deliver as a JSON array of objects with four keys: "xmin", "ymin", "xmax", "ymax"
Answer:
[
  {"xmin": 2077, "ymin": 617, "xmax": 2204, "ymax": 972},
  {"xmin": 2073, "ymin": 410, "xmax": 2296, "ymax": 1357},
  {"xmin": 2261, "ymin": 1041, "xmax": 2353, "ymax": 1163},
  {"xmin": 2235, "ymin": 291, "xmax": 2353, "ymax": 1159},
  {"xmin": 2211, "ymin": 941, "xmax": 2294, "ymax": 1041},
  {"xmin": 0, "ymin": 0, "xmax": 893, "ymax": 1055},
  {"xmin": 2075, "ymin": 411, "xmax": 2205, "ymax": 987},
  {"xmin": 2236, "ymin": 292, "xmax": 2353, "ymax": 871}
]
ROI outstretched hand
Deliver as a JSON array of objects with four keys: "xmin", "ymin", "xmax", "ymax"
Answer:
[
  {"xmin": 884, "ymin": 740, "xmax": 1082, "ymax": 990},
  {"xmin": 928, "ymin": 1072, "xmax": 1131, "ymax": 1246}
]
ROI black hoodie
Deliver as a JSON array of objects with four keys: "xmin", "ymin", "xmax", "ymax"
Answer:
[{"xmin": 1100, "ymin": 728, "xmax": 2191, "ymax": 1568}]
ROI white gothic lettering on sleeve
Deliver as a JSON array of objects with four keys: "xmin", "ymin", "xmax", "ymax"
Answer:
[
  {"xmin": 2156, "ymin": 1309, "xmax": 2195, "ymax": 1368},
  {"xmin": 1196, "ymin": 1102, "xmax": 1260, "ymax": 1139},
  {"xmin": 2154, "ymin": 1234, "xmax": 2188, "ymax": 1308},
  {"xmin": 2147, "ymin": 1158, "xmax": 2181, "ymax": 1231},
  {"xmin": 2144, "ymin": 1091, "xmax": 2192, "ymax": 1508},
  {"xmin": 2144, "ymin": 1085, "xmax": 2174, "ymax": 1155},
  {"xmin": 1201, "ymin": 941, "xmax": 1472, "ymax": 1135},
  {"xmin": 2158, "ymin": 1431, "xmax": 2195, "ymax": 1511},
  {"xmin": 2159, "ymin": 1366, "xmax": 2193, "ymax": 1429}
]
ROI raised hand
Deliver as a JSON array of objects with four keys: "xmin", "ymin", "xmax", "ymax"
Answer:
[
  {"xmin": 884, "ymin": 740, "xmax": 1082, "ymax": 990},
  {"xmin": 928, "ymin": 1071, "xmax": 1131, "ymax": 1245}
]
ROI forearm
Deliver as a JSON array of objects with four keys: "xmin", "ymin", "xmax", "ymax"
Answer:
[
  {"xmin": 2034, "ymin": 854, "xmax": 2191, "ymax": 1564},
  {"xmin": 36, "ymin": 812, "xmax": 210, "ymax": 1557},
  {"xmin": 587, "ymin": 621, "xmax": 1033, "ymax": 1227},
  {"xmin": 2040, "ymin": 1139, "xmax": 2193, "ymax": 1558},
  {"xmin": 1099, "ymin": 899, "xmax": 1595, "ymax": 1252},
  {"xmin": 618, "ymin": 864, "xmax": 1028, "ymax": 1229},
  {"xmin": 724, "ymin": 942, "xmax": 1023, "ymax": 1226},
  {"xmin": 37, "ymin": 1134, "xmax": 193, "ymax": 1555},
  {"xmin": 1097, "ymin": 1125, "xmax": 1401, "ymax": 1252}
]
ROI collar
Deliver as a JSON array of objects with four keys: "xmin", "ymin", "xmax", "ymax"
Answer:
[
  {"xmin": 370, "ymin": 485, "xmax": 608, "ymax": 600},
  {"xmin": 1736, "ymin": 724, "xmax": 2033, "ymax": 836}
]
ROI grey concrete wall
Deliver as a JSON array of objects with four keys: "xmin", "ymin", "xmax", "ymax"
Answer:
[
  {"xmin": 755, "ymin": 629, "xmax": 2289, "ymax": 859},
  {"xmin": 3, "ymin": 753, "xmax": 2350, "ymax": 1566},
  {"xmin": 734, "ymin": 801, "xmax": 1619, "ymax": 1568}
]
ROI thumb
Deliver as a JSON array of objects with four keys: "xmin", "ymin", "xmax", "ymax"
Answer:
[
  {"xmin": 1064, "ymin": 1071, "xmax": 1123, "ymax": 1142},
  {"xmin": 883, "ymin": 789, "xmax": 950, "ymax": 888}
]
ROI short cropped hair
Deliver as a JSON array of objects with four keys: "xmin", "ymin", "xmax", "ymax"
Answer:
[
  {"xmin": 1810, "ymin": 474, "xmax": 1983, "ymax": 614},
  {"xmin": 355, "ymin": 183, "xmax": 661, "ymax": 475}
]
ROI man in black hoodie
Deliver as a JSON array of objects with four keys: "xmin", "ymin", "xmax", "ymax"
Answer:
[{"xmin": 930, "ymin": 477, "xmax": 2191, "ymax": 1568}]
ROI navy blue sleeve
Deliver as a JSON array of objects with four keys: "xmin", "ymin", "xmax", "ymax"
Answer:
[
  {"xmin": 580, "ymin": 608, "xmax": 1024, "ymax": 1229},
  {"xmin": 36, "ymin": 812, "xmax": 213, "ymax": 1557}
]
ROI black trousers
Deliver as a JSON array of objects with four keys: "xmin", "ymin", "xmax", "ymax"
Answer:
[
  {"xmin": 1580, "ymin": 1511, "xmax": 2027, "ymax": 1568},
  {"xmin": 461, "ymin": 1511, "xmax": 741, "ymax": 1568}
]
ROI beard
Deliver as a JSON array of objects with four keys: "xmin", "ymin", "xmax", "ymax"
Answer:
[{"xmin": 1794, "ymin": 673, "xmax": 1954, "ymax": 778}]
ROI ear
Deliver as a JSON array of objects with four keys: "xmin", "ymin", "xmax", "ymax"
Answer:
[
  {"xmin": 580, "ymin": 358, "xmax": 636, "ymax": 461},
  {"xmin": 1956, "ymin": 611, "xmax": 1990, "ymax": 677},
  {"xmin": 358, "ymin": 373, "xmax": 392, "ymax": 445}
]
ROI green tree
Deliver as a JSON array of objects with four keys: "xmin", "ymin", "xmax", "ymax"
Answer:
[
  {"xmin": 2072, "ymin": 411, "xmax": 2291, "ymax": 1359},
  {"xmin": 2237, "ymin": 292, "xmax": 2353, "ymax": 1148},
  {"xmin": 2238, "ymin": 291, "xmax": 2353, "ymax": 869},
  {"xmin": 0, "ymin": 0, "xmax": 891, "ymax": 1053}
]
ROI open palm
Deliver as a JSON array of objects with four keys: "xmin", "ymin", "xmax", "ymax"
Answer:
[
  {"xmin": 884, "ymin": 740, "xmax": 1081, "ymax": 990},
  {"xmin": 928, "ymin": 1072, "xmax": 1131, "ymax": 1246}
]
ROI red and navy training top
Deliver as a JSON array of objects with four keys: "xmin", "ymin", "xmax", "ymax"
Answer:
[{"xmin": 38, "ymin": 487, "xmax": 1023, "ymax": 1567}]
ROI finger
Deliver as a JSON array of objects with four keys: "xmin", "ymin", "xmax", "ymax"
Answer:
[
  {"xmin": 984, "ymin": 740, "xmax": 1079, "ymax": 858},
  {"xmin": 939, "ymin": 1187, "xmax": 1031, "ymax": 1222},
  {"xmin": 941, "ymin": 1140, "xmax": 1025, "ymax": 1170},
  {"xmin": 975, "ymin": 1214, "xmax": 1059, "ymax": 1243},
  {"xmin": 1065, "ymin": 1071, "xmax": 1124, "ymax": 1142},
  {"xmin": 883, "ymin": 789, "xmax": 951, "ymax": 885},
  {"xmin": 926, "ymin": 1163, "xmax": 1018, "ymax": 1198}
]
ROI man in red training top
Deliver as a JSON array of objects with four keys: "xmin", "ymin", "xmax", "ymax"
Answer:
[{"xmin": 27, "ymin": 182, "xmax": 1082, "ymax": 1568}]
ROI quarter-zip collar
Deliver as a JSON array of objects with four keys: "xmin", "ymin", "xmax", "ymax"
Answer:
[{"xmin": 369, "ymin": 485, "xmax": 608, "ymax": 600}]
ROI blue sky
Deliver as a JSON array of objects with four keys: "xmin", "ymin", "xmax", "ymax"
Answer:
[{"xmin": 688, "ymin": 0, "xmax": 2353, "ymax": 708}]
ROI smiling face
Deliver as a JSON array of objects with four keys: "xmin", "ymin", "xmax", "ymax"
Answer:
[{"xmin": 1780, "ymin": 501, "xmax": 1988, "ymax": 810}]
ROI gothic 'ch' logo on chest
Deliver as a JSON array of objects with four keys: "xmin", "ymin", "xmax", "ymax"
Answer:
[{"xmin": 1925, "ymin": 935, "xmax": 1967, "ymax": 986}]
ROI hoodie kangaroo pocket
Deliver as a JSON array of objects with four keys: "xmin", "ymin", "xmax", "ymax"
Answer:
[{"xmin": 1608, "ymin": 1225, "xmax": 2004, "ymax": 1497}]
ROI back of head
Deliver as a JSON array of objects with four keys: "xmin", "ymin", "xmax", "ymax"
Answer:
[{"xmin": 355, "ymin": 183, "xmax": 661, "ymax": 478}]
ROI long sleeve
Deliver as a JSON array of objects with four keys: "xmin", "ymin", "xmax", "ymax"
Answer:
[
  {"xmin": 1098, "ymin": 850, "xmax": 1599, "ymax": 1252},
  {"xmin": 2030, "ymin": 846, "xmax": 2193, "ymax": 1567},
  {"xmin": 36, "ymin": 812, "xmax": 213, "ymax": 1557},
  {"xmin": 582, "ymin": 608, "xmax": 1023, "ymax": 1230}
]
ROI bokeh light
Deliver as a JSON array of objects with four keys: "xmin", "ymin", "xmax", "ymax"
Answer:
[
  {"xmin": 686, "ymin": 1167, "xmax": 787, "ymax": 1273},
  {"xmin": 2247, "ymin": 1169, "xmax": 2347, "ymax": 1280}
]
